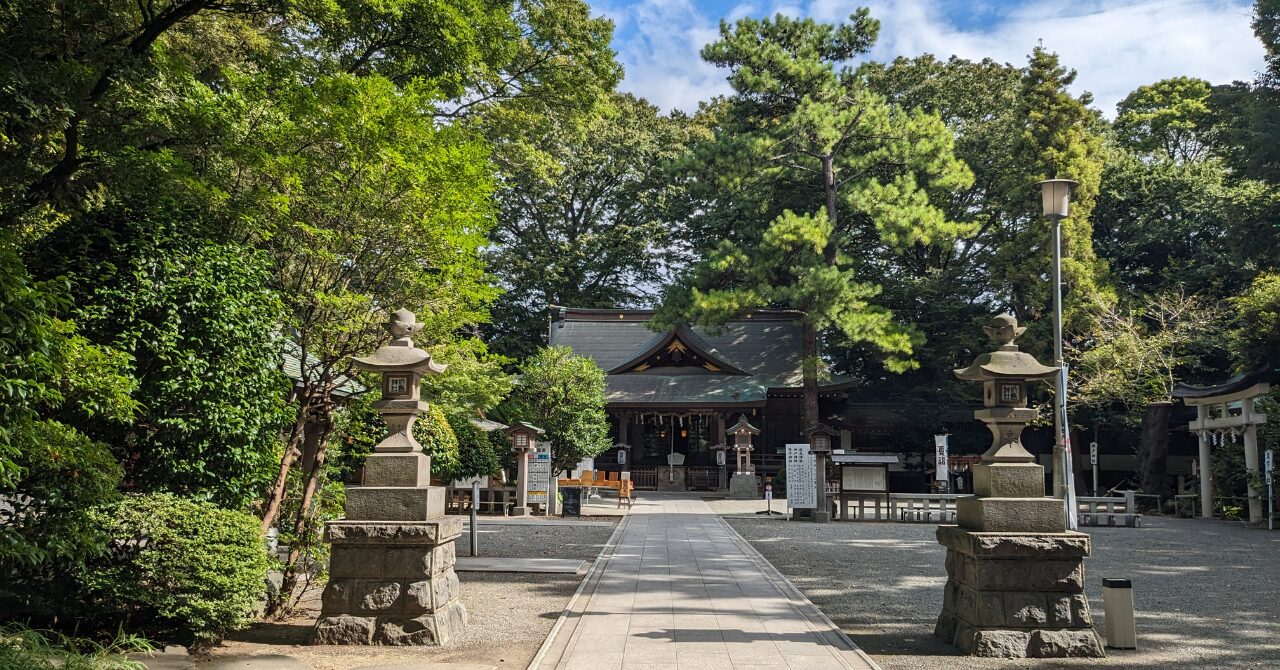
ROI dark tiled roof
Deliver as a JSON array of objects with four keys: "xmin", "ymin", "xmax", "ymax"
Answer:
[
  {"xmin": 1171, "ymin": 367, "xmax": 1273, "ymax": 399},
  {"xmin": 549, "ymin": 308, "xmax": 806, "ymax": 405}
]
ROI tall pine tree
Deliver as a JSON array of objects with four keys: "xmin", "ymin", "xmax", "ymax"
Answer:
[{"xmin": 657, "ymin": 12, "xmax": 972, "ymax": 426}]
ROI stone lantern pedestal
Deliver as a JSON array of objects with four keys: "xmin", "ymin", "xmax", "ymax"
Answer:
[
  {"xmin": 311, "ymin": 309, "xmax": 468, "ymax": 646},
  {"xmin": 934, "ymin": 314, "xmax": 1104, "ymax": 658}
]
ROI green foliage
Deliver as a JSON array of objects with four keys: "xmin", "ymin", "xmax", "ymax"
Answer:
[
  {"xmin": 1070, "ymin": 292, "xmax": 1227, "ymax": 424},
  {"xmin": 1115, "ymin": 77, "xmax": 1219, "ymax": 162},
  {"xmin": 994, "ymin": 47, "xmax": 1112, "ymax": 343},
  {"xmin": 83, "ymin": 494, "xmax": 269, "ymax": 648},
  {"xmin": 505, "ymin": 347, "xmax": 609, "ymax": 471},
  {"xmin": 661, "ymin": 12, "xmax": 972, "ymax": 414},
  {"xmin": 447, "ymin": 414, "xmax": 503, "ymax": 481},
  {"xmin": 413, "ymin": 405, "xmax": 460, "ymax": 481},
  {"xmin": 484, "ymin": 92, "xmax": 697, "ymax": 359},
  {"xmin": 1232, "ymin": 272, "xmax": 1280, "ymax": 370},
  {"xmin": 29, "ymin": 205, "xmax": 291, "ymax": 509},
  {"xmin": 0, "ymin": 624, "xmax": 150, "ymax": 670},
  {"xmin": 0, "ymin": 247, "xmax": 133, "ymax": 572},
  {"xmin": 1093, "ymin": 148, "xmax": 1276, "ymax": 299}
]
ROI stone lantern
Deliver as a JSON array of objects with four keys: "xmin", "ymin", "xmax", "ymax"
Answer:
[
  {"xmin": 312, "ymin": 308, "xmax": 468, "ymax": 646},
  {"xmin": 505, "ymin": 421, "xmax": 544, "ymax": 517},
  {"xmin": 726, "ymin": 415, "xmax": 760, "ymax": 499},
  {"xmin": 933, "ymin": 313, "xmax": 1103, "ymax": 658},
  {"xmin": 801, "ymin": 423, "xmax": 837, "ymax": 524}
]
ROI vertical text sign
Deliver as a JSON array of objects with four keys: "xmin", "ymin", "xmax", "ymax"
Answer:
[
  {"xmin": 786, "ymin": 444, "xmax": 816, "ymax": 509},
  {"xmin": 527, "ymin": 442, "xmax": 551, "ymax": 505},
  {"xmin": 934, "ymin": 435, "xmax": 949, "ymax": 482}
]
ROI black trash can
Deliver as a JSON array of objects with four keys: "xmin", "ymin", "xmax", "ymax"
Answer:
[{"xmin": 561, "ymin": 487, "xmax": 582, "ymax": 517}]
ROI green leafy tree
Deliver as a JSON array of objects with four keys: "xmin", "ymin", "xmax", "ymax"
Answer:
[
  {"xmin": 27, "ymin": 190, "xmax": 291, "ymax": 510},
  {"xmin": 447, "ymin": 414, "xmax": 503, "ymax": 481},
  {"xmin": 1115, "ymin": 77, "xmax": 1220, "ymax": 162},
  {"xmin": 659, "ymin": 12, "xmax": 972, "ymax": 425},
  {"xmin": 505, "ymin": 346, "xmax": 609, "ymax": 472},
  {"xmin": 1092, "ymin": 147, "xmax": 1275, "ymax": 299},
  {"xmin": 1232, "ymin": 272, "xmax": 1280, "ymax": 370},
  {"xmin": 0, "ymin": 247, "xmax": 135, "ymax": 604},
  {"xmin": 484, "ymin": 92, "xmax": 697, "ymax": 359}
]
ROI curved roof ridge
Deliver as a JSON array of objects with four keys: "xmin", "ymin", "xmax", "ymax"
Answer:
[{"xmin": 606, "ymin": 323, "xmax": 750, "ymax": 376}]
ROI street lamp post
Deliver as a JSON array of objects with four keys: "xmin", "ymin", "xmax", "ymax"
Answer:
[{"xmin": 1038, "ymin": 178, "xmax": 1079, "ymax": 531}]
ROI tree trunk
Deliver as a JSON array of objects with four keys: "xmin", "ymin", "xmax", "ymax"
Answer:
[
  {"xmin": 821, "ymin": 155, "xmax": 838, "ymax": 265},
  {"xmin": 1137, "ymin": 401, "xmax": 1172, "ymax": 503},
  {"xmin": 260, "ymin": 398, "xmax": 312, "ymax": 534},
  {"xmin": 268, "ymin": 403, "xmax": 336, "ymax": 618},
  {"xmin": 802, "ymin": 321, "xmax": 819, "ymax": 428}
]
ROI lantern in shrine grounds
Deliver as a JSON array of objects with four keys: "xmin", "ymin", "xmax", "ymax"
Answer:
[
  {"xmin": 312, "ymin": 308, "xmax": 468, "ymax": 646},
  {"xmin": 933, "ymin": 313, "xmax": 1104, "ymax": 658},
  {"xmin": 505, "ymin": 421, "xmax": 545, "ymax": 517},
  {"xmin": 726, "ymin": 415, "xmax": 761, "ymax": 499},
  {"xmin": 801, "ymin": 423, "xmax": 837, "ymax": 524}
]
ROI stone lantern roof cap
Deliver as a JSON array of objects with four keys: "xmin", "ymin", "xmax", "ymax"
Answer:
[
  {"xmin": 727, "ymin": 415, "xmax": 760, "ymax": 436},
  {"xmin": 351, "ymin": 309, "xmax": 447, "ymax": 375},
  {"xmin": 505, "ymin": 421, "xmax": 545, "ymax": 435},
  {"xmin": 954, "ymin": 313, "xmax": 1057, "ymax": 381}
]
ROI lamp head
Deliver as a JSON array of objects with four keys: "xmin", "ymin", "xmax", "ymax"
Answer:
[{"xmin": 1038, "ymin": 178, "xmax": 1077, "ymax": 219}]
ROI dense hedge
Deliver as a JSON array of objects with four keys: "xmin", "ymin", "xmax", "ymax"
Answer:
[{"xmin": 82, "ymin": 494, "xmax": 269, "ymax": 648}]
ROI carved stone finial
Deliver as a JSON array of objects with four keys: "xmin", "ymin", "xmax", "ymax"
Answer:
[
  {"xmin": 982, "ymin": 313, "xmax": 1026, "ymax": 347},
  {"xmin": 385, "ymin": 308, "xmax": 423, "ymax": 344}
]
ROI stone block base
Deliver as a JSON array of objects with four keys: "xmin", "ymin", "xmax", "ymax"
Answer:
[
  {"xmin": 312, "ymin": 599, "xmax": 468, "ymax": 645},
  {"xmin": 728, "ymin": 473, "xmax": 760, "ymax": 499},
  {"xmin": 956, "ymin": 496, "xmax": 1066, "ymax": 532},
  {"xmin": 934, "ymin": 525, "xmax": 1104, "ymax": 658},
  {"xmin": 312, "ymin": 520, "xmax": 466, "ymax": 646},
  {"xmin": 344, "ymin": 485, "xmax": 446, "ymax": 521}
]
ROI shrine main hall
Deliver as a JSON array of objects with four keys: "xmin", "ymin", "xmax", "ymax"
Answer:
[{"xmin": 549, "ymin": 306, "xmax": 876, "ymax": 491}]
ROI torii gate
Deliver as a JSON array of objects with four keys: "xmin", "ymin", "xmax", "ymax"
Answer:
[{"xmin": 1172, "ymin": 369, "xmax": 1271, "ymax": 524}]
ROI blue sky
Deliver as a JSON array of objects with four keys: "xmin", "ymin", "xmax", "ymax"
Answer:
[{"xmin": 588, "ymin": 0, "xmax": 1265, "ymax": 116}]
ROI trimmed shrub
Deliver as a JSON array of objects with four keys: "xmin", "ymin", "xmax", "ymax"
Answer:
[
  {"xmin": 82, "ymin": 494, "xmax": 269, "ymax": 648},
  {"xmin": 447, "ymin": 414, "xmax": 502, "ymax": 481}
]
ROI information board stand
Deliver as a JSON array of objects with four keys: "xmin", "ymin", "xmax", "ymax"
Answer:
[{"xmin": 785, "ymin": 444, "xmax": 816, "ymax": 520}]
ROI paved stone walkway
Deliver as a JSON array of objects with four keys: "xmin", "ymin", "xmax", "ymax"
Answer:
[{"xmin": 539, "ymin": 494, "xmax": 877, "ymax": 670}]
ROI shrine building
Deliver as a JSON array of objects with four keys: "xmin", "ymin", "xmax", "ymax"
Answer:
[{"xmin": 548, "ymin": 307, "xmax": 859, "ymax": 491}]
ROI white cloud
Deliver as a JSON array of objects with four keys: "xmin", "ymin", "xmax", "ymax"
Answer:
[{"xmin": 592, "ymin": 0, "xmax": 1265, "ymax": 116}]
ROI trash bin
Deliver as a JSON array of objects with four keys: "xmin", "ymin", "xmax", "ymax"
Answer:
[
  {"xmin": 1102, "ymin": 578, "xmax": 1137, "ymax": 649},
  {"xmin": 561, "ymin": 487, "xmax": 582, "ymax": 517}
]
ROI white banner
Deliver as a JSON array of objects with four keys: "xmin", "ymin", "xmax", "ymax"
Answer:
[
  {"xmin": 934, "ymin": 435, "xmax": 949, "ymax": 482},
  {"xmin": 786, "ymin": 443, "xmax": 816, "ymax": 509}
]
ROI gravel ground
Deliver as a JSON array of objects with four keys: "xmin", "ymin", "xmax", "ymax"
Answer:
[
  {"xmin": 457, "ymin": 519, "xmax": 617, "ymax": 559},
  {"xmin": 726, "ymin": 516, "xmax": 1280, "ymax": 670},
  {"xmin": 207, "ymin": 523, "xmax": 616, "ymax": 670}
]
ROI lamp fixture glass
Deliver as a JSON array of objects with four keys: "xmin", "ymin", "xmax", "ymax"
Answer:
[{"xmin": 1038, "ymin": 178, "xmax": 1076, "ymax": 219}]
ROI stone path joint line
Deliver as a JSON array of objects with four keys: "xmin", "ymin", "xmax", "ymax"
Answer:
[{"xmin": 545, "ymin": 494, "xmax": 878, "ymax": 670}]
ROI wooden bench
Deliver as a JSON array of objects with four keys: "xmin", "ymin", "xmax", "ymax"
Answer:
[{"xmin": 557, "ymin": 470, "xmax": 634, "ymax": 508}]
